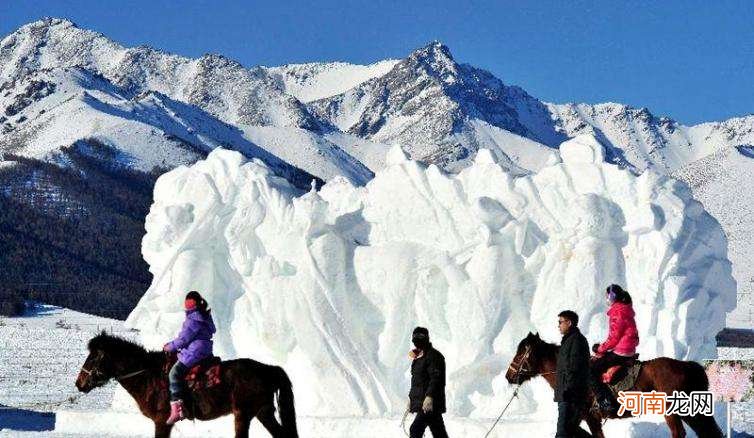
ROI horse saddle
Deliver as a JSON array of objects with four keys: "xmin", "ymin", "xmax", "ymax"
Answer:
[{"xmin": 185, "ymin": 356, "xmax": 222, "ymax": 391}]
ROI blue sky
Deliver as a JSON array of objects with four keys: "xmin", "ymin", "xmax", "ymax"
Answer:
[{"xmin": 2, "ymin": 0, "xmax": 752, "ymax": 124}]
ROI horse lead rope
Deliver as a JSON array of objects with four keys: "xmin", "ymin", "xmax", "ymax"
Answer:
[
  {"xmin": 484, "ymin": 346, "xmax": 555, "ymax": 438},
  {"xmin": 483, "ymin": 384, "xmax": 521, "ymax": 438},
  {"xmin": 482, "ymin": 348, "xmax": 529, "ymax": 438},
  {"xmin": 400, "ymin": 408, "xmax": 410, "ymax": 437},
  {"xmin": 400, "ymin": 395, "xmax": 520, "ymax": 438}
]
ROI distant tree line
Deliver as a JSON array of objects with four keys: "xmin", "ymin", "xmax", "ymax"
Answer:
[{"xmin": 0, "ymin": 139, "xmax": 162, "ymax": 318}]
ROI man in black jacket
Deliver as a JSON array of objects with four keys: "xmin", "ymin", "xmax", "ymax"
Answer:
[
  {"xmin": 554, "ymin": 310, "xmax": 591, "ymax": 438},
  {"xmin": 408, "ymin": 326, "xmax": 449, "ymax": 438}
]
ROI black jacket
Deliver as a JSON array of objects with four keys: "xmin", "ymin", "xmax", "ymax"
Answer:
[
  {"xmin": 554, "ymin": 327, "xmax": 590, "ymax": 403},
  {"xmin": 409, "ymin": 344, "xmax": 446, "ymax": 413}
]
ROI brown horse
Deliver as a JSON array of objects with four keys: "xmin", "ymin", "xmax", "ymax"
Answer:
[
  {"xmin": 505, "ymin": 332, "xmax": 723, "ymax": 438},
  {"xmin": 75, "ymin": 333, "xmax": 298, "ymax": 438}
]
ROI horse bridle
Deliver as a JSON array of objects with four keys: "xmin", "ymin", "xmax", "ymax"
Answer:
[
  {"xmin": 507, "ymin": 345, "xmax": 534, "ymax": 383},
  {"xmin": 80, "ymin": 365, "xmax": 109, "ymax": 387},
  {"xmin": 81, "ymin": 352, "xmax": 145, "ymax": 386},
  {"xmin": 508, "ymin": 343, "xmax": 558, "ymax": 385}
]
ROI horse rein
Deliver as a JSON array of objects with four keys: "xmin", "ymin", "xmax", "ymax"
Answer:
[
  {"xmin": 507, "ymin": 344, "xmax": 556, "ymax": 383},
  {"xmin": 483, "ymin": 344, "xmax": 557, "ymax": 438},
  {"xmin": 484, "ymin": 347, "xmax": 534, "ymax": 438},
  {"xmin": 81, "ymin": 365, "xmax": 146, "ymax": 385},
  {"xmin": 508, "ymin": 346, "xmax": 535, "ymax": 383}
]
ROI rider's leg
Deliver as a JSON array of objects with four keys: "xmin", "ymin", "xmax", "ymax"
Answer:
[
  {"xmin": 166, "ymin": 361, "xmax": 189, "ymax": 424},
  {"xmin": 589, "ymin": 352, "xmax": 621, "ymax": 412},
  {"xmin": 168, "ymin": 361, "xmax": 189, "ymax": 401},
  {"xmin": 589, "ymin": 353, "xmax": 610, "ymax": 391}
]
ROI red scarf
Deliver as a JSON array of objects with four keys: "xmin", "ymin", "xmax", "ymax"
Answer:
[{"xmin": 184, "ymin": 298, "xmax": 197, "ymax": 311}]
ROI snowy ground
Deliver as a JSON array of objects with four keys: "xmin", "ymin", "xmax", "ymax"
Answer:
[
  {"xmin": 0, "ymin": 304, "xmax": 136, "ymax": 436},
  {"xmin": 0, "ymin": 304, "xmax": 751, "ymax": 437}
]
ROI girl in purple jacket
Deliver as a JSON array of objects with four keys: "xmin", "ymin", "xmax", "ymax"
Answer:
[{"xmin": 162, "ymin": 291, "xmax": 216, "ymax": 424}]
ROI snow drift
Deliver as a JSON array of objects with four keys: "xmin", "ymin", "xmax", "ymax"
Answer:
[{"xmin": 125, "ymin": 134, "xmax": 736, "ymax": 419}]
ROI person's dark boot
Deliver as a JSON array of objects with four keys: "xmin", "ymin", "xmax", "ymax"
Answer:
[
  {"xmin": 598, "ymin": 396, "xmax": 616, "ymax": 415},
  {"xmin": 595, "ymin": 386, "xmax": 617, "ymax": 416}
]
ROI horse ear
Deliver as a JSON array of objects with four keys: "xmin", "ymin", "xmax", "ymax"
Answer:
[
  {"xmin": 526, "ymin": 331, "xmax": 533, "ymax": 337},
  {"xmin": 534, "ymin": 332, "xmax": 540, "ymax": 339}
]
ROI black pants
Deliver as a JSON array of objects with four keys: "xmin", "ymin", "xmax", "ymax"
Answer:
[
  {"xmin": 409, "ymin": 412, "xmax": 449, "ymax": 438},
  {"xmin": 590, "ymin": 351, "xmax": 634, "ymax": 397},
  {"xmin": 590, "ymin": 351, "xmax": 634, "ymax": 378},
  {"xmin": 556, "ymin": 401, "xmax": 588, "ymax": 438},
  {"xmin": 168, "ymin": 361, "xmax": 189, "ymax": 401}
]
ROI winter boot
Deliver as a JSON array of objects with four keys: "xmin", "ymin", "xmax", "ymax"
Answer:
[
  {"xmin": 596, "ymin": 386, "xmax": 617, "ymax": 416},
  {"xmin": 166, "ymin": 399, "xmax": 185, "ymax": 425}
]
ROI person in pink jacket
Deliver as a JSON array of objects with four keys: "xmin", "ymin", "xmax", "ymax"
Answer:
[{"xmin": 590, "ymin": 284, "xmax": 640, "ymax": 414}]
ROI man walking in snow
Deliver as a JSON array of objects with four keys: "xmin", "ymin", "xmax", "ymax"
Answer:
[
  {"xmin": 554, "ymin": 310, "xmax": 590, "ymax": 438},
  {"xmin": 408, "ymin": 326, "xmax": 449, "ymax": 438}
]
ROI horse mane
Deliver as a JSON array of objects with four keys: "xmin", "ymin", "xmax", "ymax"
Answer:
[
  {"xmin": 536, "ymin": 337, "xmax": 560, "ymax": 361},
  {"xmin": 88, "ymin": 332, "xmax": 165, "ymax": 369},
  {"xmin": 519, "ymin": 332, "xmax": 560, "ymax": 362}
]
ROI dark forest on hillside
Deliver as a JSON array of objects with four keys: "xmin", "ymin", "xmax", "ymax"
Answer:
[{"xmin": 0, "ymin": 140, "xmax": 159, "ymax": 318}]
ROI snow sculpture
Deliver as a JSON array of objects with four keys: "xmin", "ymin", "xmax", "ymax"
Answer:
[{"xmin": 126, "ymin": 134, "xmax": 735, "ymax": 418}]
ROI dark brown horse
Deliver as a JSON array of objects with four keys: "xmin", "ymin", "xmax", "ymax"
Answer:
[
  {"xmin": 75, "ymin": 333, "xmax": 298, "ymax": 438},
  {"xmin": 505, "ymin": 332, "xmax": 723, "ymax": 438}
]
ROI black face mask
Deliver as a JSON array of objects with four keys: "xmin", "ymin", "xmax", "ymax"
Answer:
[{"xmin": 412, "ymin": 336, "xmax": 429, "ymax": 350}]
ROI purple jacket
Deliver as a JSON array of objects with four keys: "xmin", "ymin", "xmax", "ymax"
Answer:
[{"xmin": 166, "ymin": 309, "xmax": 216, "ymax": 367}]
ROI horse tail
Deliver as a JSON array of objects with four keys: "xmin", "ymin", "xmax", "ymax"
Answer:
[
  {"xmin": 686, "ymin": 360, "xmax": 709, "ymax": 391},
  {"xmin": 682, "ymin": 414, "xmax": 723, "ymax": 438},
  {"xmin": 680, "ymin": 360, "xmax": 724, "ymax": 438},
  {"xmin": 272, "ymin": 366, "xmax": 298, "ymax": 438}
]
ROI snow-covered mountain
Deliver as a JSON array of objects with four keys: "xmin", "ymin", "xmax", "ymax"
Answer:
[
  {"xmin": 0, "ymin": 19, "xmax": 318, "ymax": 130},
  {"xmin": 0, "ymin": 66, "xmax": 317, "ymax": 184},
  {"xmin": 267, "ymin": 59, "xmax": 399, "ymax": 104},
  {"xmin": 0, "ymin": 18, "xmax": 372, "ymax": 184},
  {"xmin": 5, "ymin": 18, "xmax": 752, "ymax": 178},
  {"xmin": 548, "ymin": 103, "xmax": 754, "ymax": 173},
  {"xmin": 1, "ymin": 17, "xmax": 752, "ymax": 326},
  {"xmin": 672, "ymin": 146, "xmax": 754, "ymax": 328},
  {"xmin": 308, "ymin": 40, "xmax": 754, "ymax": 175},
  {"xmin": 309, "ymin": 42, "xmax": 563, "ymax": 171}
]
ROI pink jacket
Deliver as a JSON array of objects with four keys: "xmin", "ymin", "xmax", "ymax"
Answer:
[{"xmin": 597, "ymin": 302, "xmax": 639, "ymax": 356}]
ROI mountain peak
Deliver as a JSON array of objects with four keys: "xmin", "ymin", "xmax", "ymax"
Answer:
[
  {"xmin": 198, "ymin": 52, "xmax": 245, "ymax": 69},
  {"xmin": 404, "ymin": 41, "xmax": 459, "ymax": 83},
  {"xmin": 19, "ymin": 17, "xmax": 78, "ymax": 34},
  {"xmin": 1, "ymin": 18, "xmax": 77, "ymax": 48},
  {"xmin": 409, "ymin": 41, "xmax": 455, "ymax": 63}
]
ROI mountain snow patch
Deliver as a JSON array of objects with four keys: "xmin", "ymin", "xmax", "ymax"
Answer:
[{"xmin": 125, "ymin": 134, "xmax": 735, "ymax": 418}]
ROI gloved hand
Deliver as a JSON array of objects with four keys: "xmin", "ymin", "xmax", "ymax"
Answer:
[
  {"xmin": 592, "ymin": 343, "xmax": 601, "ymax": 354},
  {"xmin": 163, "ymin": 343, "xmax": 171, "ymax": 352},
  {"xmin": 422, "ymin": 396, "xmax": 433, "ymax": 414}
]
